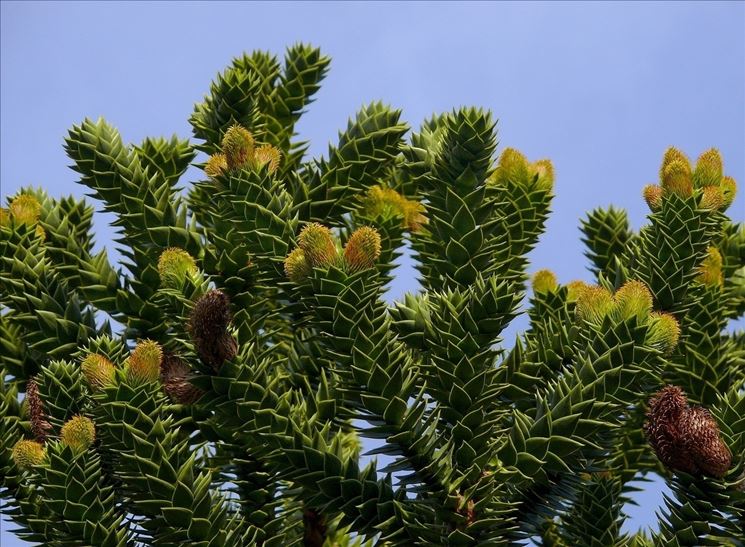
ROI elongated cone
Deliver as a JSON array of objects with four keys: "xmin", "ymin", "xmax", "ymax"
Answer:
[
  {"xmin": 491, "ymin": 148, "xmax": 530, "ymax": 187},
  {"xmin": 189, "ymin": 290, "xmax": 237, "ymax": 371},
  {"xmin": 205, "ymin": 153, "xmax": 227, "ymax": 178},
  {"xmin": 575, "ymin": 285, "xmax": 614, "ymax": 323},
  {"xmin": 60, "ymin": 415, "xmax": 96, "ymax": 454},
  {"xmin": 643, "ymin": 184, "xmax": 663, "ymax": 211},
  {"xmin": 299, "ymin": 223, "xmax": 337, "ymax": 267},
  {"xmin": 81, "ymin": 354, "xmax": 116, "ymax": 391},
  {"xmin": 158, "ymin": 247, "xmax": 197, "ymax": 288},
  {"xmin": 161, "ymin": 352, "xmax": 203, "ymax": 404},
  {"xmin": 566, "ymin": 280, "xmax": 590, "ymax": 302},
  {"xmin": 645, "ymin": 386, "xmax": 731, "ymax": 478},
  {"xmin": 530, "ymin": 159, "xmax": 555, "ymax": 192},
  {"xmin": 661, "ymin": 160, "xmax": 693, "ymax": 197},
  {"xmin": 693, "ymin": 148, "xmax": 723, "ymax": 188},
  {"xmin": 721, "ymin": 176, "xmax": 737, "ymax": 207},
  {"xmin": 646, "ymin": 312, "xmax": 680, "ymax": 354},
  {"xmin": 126, "ymin": 340, "xmax": 162, "ymax": 385},
  {"xmin": 532, "ymin": 269, "xmax": 558, "ymax": 294},
  {"xmin": 660, "ymin": 147, "xmax": 690, "ymax": 180},
  {"xmin": 699, "ymin": 186, "xmax": 724, "ymax": 210},
  {"xmin": 284, "ymin": 248, "xmax": 312, "ymax": 283},
  {"xmin": 9, "ymin": 194, "xmax": 41, "ymax": 225},
  {"xmin": 343, "ymin": 227, "xmax": 381, "ymax": 272},
  {"xmin": 12, "ymin": 439, "xmax": 45, "ymax": 469},
  {"xmin": 613, "ymin": 280, "xmax": 653, "ymax": 322},
  {"xmin": 222, "ymin": 124, "xmax": 254, "ymax": 170},
  {"xmin": 26, "ymin": 378, "xmax": 52, "ymax": 442}
]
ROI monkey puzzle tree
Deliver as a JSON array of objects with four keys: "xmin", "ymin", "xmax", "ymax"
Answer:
[{"xmin": 1, "ymin": 44, "xmax": 743, "ymax": 547}]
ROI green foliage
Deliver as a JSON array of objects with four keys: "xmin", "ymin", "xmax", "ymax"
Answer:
[{"xmin": 1, "ymin": 44, "xmax": 743, "ymax": 547}]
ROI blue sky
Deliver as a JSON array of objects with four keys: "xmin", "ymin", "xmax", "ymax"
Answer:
[{"xmin": 1, "ymin": 1, "xmax": 743, "ymax": 543}]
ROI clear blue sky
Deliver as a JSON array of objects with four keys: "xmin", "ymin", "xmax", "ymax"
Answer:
[{"xmin": 1, "ymin": 1, "xmax": 743, "ymax": 544}]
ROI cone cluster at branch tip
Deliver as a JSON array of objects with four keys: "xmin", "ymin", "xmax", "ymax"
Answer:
[
  {"xmin": 490, "ymin": 148, "xmax": 554, "ymax": 191},
  {"xmin": 644, "ymin": 386, "xmax": 731, "ymax": 478},
  {"xmin": 205, "ymin": 124, "xmax": 282, "ymax": 177},
  {"xmin": 532, "ymin": 269, "xmax": 558, "ymax": 294},
  {"xmin": 60, "ymin": 415, "xmax": 96, "ymax": 454},
  {"xmin": 696, "ymin": 246, "xmax": 723, "ymax": 287},
  {"xmin": 343, "ymin": 227, "xmax": 382, "ymax": 272},
  {"xmin": 298, "ymin": 223, "xmax": 337, "ymax": 267},
  {"xmin": 157, "ymin": 247, "xmax": 197, "ymax": 288},
  {"xmin": 189, "ymin": 290, "xmax": 237, "ymax": 371},
  {"xmin": 360, "ymin": 185, "xmax": 427, "ymax": 232},
  {"xmin": 12, "ymin": 439, "xmax": 46, "ymax": 469},
  {"xmin": 126, "ymin": 340, "xmax": 163, "ymax": 386},
  {"xmin": 81, "ymin": 353, "xmax": 116, "ymax": 391},
  {"xmin": 648, "ymin": 147, "xmax": 737, "ymax": 211}
]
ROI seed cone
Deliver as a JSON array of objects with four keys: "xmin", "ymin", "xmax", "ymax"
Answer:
[
  {"xmin": 343, "ymin": 226, "xmax": 381, "ymax": 272},
  {"xmin": 12, "ymin": 439, "xmax": 45, "ymax": 469},
  {"xmin": 189, "ymin": 290, "xmax": 237, "ymax": 371},
  {"xmin": 60, "ymin": 415, "xmax": 96, "ymax": 454},
  {"xmin": 644, "ymin": 386, "xmax": 731, "ymax": 478},
  {"xmin": 26, "ymin": 378, "xmax": 52, "ymax": 442},
  {"xmin": 161, "ymin": 352, "xmax": 203, "ymax": 404},
  {"xmin": 126, "ymin": 340, "xmax": 163, "ymax": 386},
  {"xmin": 81, "ymin": 353, "xmax": 116, "ymax": 391}
]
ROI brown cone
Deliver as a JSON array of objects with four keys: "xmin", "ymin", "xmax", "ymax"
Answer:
[
  {"xmin": 189, "ymin": 290, "xmax": 237, "ymax": 371},
  {"xmin": 160, "ymin": 353, "xmax": 204, "ymax": 404},
  {"xmin": 644, "ymin": 386, "xmax": 732, "ymax": 478},
  {"xmin": 27, "ymin": 378, "xmax": 52, "ymax": 442}
]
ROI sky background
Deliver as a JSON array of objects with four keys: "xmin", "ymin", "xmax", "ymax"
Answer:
[{"xmin": 1, "ymin": 1, "xmax": 744, "ymax": 544}]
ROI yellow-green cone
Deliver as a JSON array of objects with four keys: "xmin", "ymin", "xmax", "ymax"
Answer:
[
  {"xmin": 643, "ymin": 184, "xmax": 663, "ymax": 211},
  {"xmin": 491, "ymin": 148, "xmax": 530, "ymax": 187},
  {"xmin": 12, "ymin": 439, "xmax": 45, "ymax": 469},
  {"xmin": 566, "ymin": 280, "xmax": 590, "ymax": 302},
  {"xmin": 126, "ymin": 340, "xmax": 163, "ymax": 385},
  {"xmin": 693, "ymin": 148, "xmax": 723, "ymax": 188},
  {"xmin": 284, "ymin": 247, "xmax": 312, "ymax": 282},
  {"xmin": 298, "ymin": 223, "xmax": 337, "ymax": 267},
  {"xmin": 205, "ymin": 153, "xmax": 227, "ymax": 179},
  {"xmin": 575, "ymin": 285, "xmax": 614, "ymax": 323},
  {"xmin": 532, "ymin": 269, "xmax": 558, "ymax": 294},
  {"xmin": 360, "ymin": 185, "xmax": 427, "ymax": 232},
  {"xmin": 660, "ymin": 147, "xmax": 690, "ymax": 181},
  {"xmin": 0, "ymin": 208, "xmax": 9, "ymax": 227},
  {"xmin": 253, "ymin": 144, "xmax": 281, "ymax": 174},
  {"xmin": 661, "ymin": 159, "xmax": 693, "ymax": 197},
  {"xmin": 9, "ymin": 194, "xmax": 42, "ymax": 225},
  {"xmin": 697, "ymin": 246, "xmax": 723, "ymax": 287},
  {"xmin": 222, "ymin": 124, "xmax": 255, "ymax": 170},
  {"xmin": 343, "ymin": 227, "xmax": 382, "ymax": 272},
  {"xmin": 699, "ymin": 186, "xmax": 724, "ymax": 211},
  {"xmin": 647, "ymin": 312, "xmax": 681, "ymax": 353},
  {"xmin": 60, "ymin": 415, "xmax": 96, "ymax": 454},
  {"xmin": 530, "ymin": 159, "xmax": 555, "ymax": 192},
  {"xmin": 613, "ymin": 280, "xmax": 653, "ymax": 322},
  {"xmin": 81, "ymin": 354, "xmax": 116, "ymax": 391},
  {"xmin": 157, "ymin": 247, "xmax": 197, "ymax": 288}
]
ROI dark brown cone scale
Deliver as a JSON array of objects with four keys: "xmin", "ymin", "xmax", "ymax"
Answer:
[
  {"xmin": 160, "ymin": 352, "xmax": 204, "ymax": 404},
  {"xmin": 27, "ymin": 378, "xmax": 52, "ymax": 442},
  {"xmin": 644, "ymin": 386, "xmax": 731, "ymax": 478},
  {"xmin": 189, "ymin": 290, "xmax": 237, "ymax": 372}
]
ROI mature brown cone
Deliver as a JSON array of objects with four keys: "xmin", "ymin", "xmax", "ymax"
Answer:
[
  {"xmin": 160, "ymin": 352, "xmax": 204, "ymax": 404},
  {"xmin": 644, "ymin": 386, "xmax": 732, "ymax": 478},
  {"xmin": 26, "ymin": 378, "xmax": 52, "ymax": 442},
  {"xmin": 680, "ymin": 407, "xmax": 732, "ymax": 478},
  {"xmin": 189, "ymin": 290, "xmax": 237, "ymax": 371}
]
